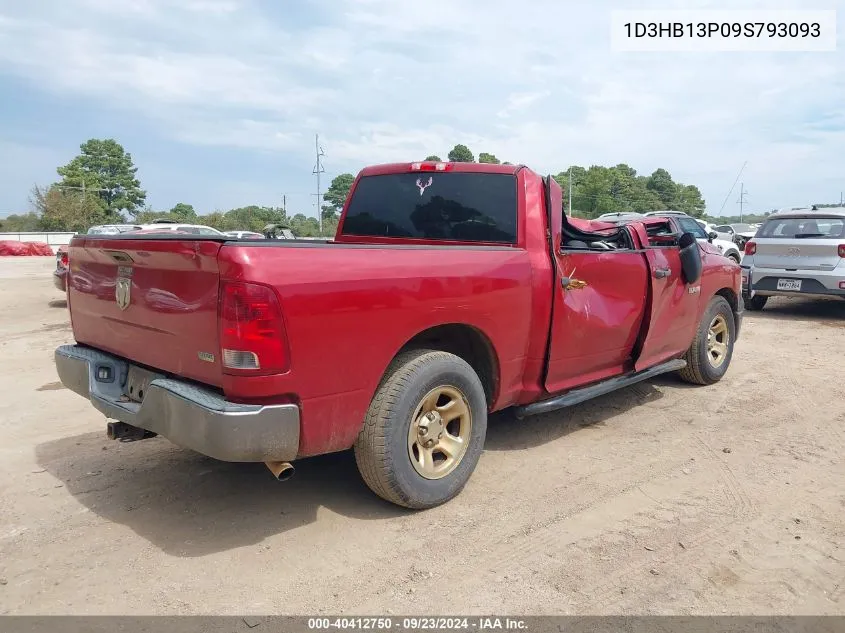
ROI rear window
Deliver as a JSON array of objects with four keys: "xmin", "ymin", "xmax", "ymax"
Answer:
[
  {"xmin": 758, "ymin": 216, "xmax": 845, "ymax": 239},
  {"xmin": 342, "ymin": 172, "xmax": 518, "ymax": 243}
]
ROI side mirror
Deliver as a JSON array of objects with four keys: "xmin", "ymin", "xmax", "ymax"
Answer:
[
  {"xmin": 708, "ymin": 231, "xmax": 718, "ymax": 242},
  {"xmin": 678, "ymin": 232, "xmax": 702, "ymax": 284}
]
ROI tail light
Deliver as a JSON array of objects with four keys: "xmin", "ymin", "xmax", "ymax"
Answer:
[
  {"xmin": 218, "ymin": 281, "xmax": 290, "ymax": 375},
  {"xmin": 410, "ymin": 162, "xmax": 452, "ymax": 171},
  {"xmin": 838, "ymin": 244, "xmax": 845, "ymax": 258},
  {"xmin": 744, "ymin": 241, "xmax": 757, "ymax": 256},
  {"xmin": 59, "ymin": 251, "xmax": 68, "ymax": 267}
]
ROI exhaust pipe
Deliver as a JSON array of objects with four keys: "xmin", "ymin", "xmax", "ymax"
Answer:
[
  {"xmin": 265, "ymin": 461, "xmax": 295, "ymax": 481},
  {"xmin": 106, "ymin": 421, "xmax": 156, "ymax": 442}
]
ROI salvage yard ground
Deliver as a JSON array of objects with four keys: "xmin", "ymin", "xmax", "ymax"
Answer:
[{"xmin": 0, "ymin": 257, "xmax": 843, "ymax": 615}]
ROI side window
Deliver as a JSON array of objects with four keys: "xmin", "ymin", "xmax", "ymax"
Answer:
[
  {"xmin": 561, "ymin": 226, "xmax": 635, "ymax": 252},
  {"xmin": 678, "ymin": 217, "xmax": 707, "ymax": 239},
  {"xmin": 644, "ymin": 220, "xmax": 677, "ymax": 248}
]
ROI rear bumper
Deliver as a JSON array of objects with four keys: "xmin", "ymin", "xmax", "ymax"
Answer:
[
  {"xmin": 54, "ymin": 344, "xmax": 300, "ymax": 462},
  {"xmin": 742, "ymin": 265, "xmax": 845, "ymax": 300}
]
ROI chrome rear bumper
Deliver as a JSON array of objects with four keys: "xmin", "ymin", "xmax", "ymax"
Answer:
[{"xmin": 54, "ymin": 344, "xmax": 300, "ymax": 462}]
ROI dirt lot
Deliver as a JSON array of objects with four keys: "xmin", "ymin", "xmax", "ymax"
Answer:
[{"xmin": 0, "ymin": 256, "xmax": 843, "ymax": 616}]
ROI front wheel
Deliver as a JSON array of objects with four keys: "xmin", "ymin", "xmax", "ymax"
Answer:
[
  {"xmin": 678, "ymin": 296, "xmax": 736, "ymax": 386},
  {"xmin": 354, "ymin": 349, "xmax": 487, "ymax": 509}
]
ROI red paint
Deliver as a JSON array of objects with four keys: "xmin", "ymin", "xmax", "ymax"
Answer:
[
  {"xmin": 545, "ymin": 251, "xmax": 649, "ymax": 392},
  {"xmin": 65, "ymin": 162, "xmax": 741, "ymax": 459}
]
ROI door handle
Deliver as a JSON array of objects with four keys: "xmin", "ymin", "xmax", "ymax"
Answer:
[{"xmin": 654, "ymin": 267, "xmax": 671, "ymax": 279}]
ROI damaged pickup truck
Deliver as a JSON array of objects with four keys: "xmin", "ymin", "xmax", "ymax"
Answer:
[{"xmin": 55, "ymin": 161, "xmax": 742, "ymax": 509}]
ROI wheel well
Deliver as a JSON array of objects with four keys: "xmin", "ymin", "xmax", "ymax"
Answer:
[
  {"xmin": 398, "ymin": 324, "xmax": 499, "ymax": 407},
  {"xmin": 716, "ymin": 287, "xmax": 738, "ymax": 314}
]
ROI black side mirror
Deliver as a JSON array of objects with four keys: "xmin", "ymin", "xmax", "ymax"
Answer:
[
  {"xmin": 707, "ymin": 231, "xmax": 718, "ymax": 242},
  {"xmin": 678, "ymin": 232, "xmax": 702, "ymax": 284}
]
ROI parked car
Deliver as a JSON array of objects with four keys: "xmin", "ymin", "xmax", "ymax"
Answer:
[
  {"xmin": 54, "ymin": 161, "xmax": 742, "ymax": 509},
  {"xmin": 712, "ymin": 223, "xmax": 757, "ymax": 250},
  {"xmin": 741, "ymin": 207, "xmax": 845, "ymax": 310},
  {"xmin": 86, "ymin": 224, "xmax": 143, "ymax": 235},
  {"xmin": 262, "ymin": 224, "xmax": 297, "ymax": 240},
  {"xmin": 137, "ymin": 221, "xmax": 225, "ymax": 236},
  {"xmin": 625, "ymin": 213, "xmax": 743, "ymax": 263},
  {"xmin": 225, "ymin": 231, "xmax": 266, "ymax": 239},
  {"xmin": 595, "ymin": 212, "xmax": 645, "ymax": 222},
  {"xmin": 692, "ymin": 219, "xmax": 743, "ymax": 262},
  {"xmin": 52, "ymin": 245, "xmax": 69, "ymax": 292}
]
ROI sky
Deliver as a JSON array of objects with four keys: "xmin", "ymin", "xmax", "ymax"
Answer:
[{"xmin": 0, "ymin": 0, "xmax": 843, "ymax": 219}]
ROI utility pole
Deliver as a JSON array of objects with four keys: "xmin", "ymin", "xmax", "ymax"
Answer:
[
  {"xmin": 736, "ymin": 183, "xmax": 748, "ymax": 222},
  {"xmin": 568, "ymin": 168, "xmax": 573, "ymax": 217},
  {"xmin": 312, "ymin": 134, "xmax": 326, "ymax": 233}
]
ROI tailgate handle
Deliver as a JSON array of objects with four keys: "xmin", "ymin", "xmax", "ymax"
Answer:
[
  {"xmin": 653, "ymin": 267, "xmax": 670, "ymax": 279},
  {"xmin": 105, "ymin": 250, "xmax": 134, "ymax": 263}
]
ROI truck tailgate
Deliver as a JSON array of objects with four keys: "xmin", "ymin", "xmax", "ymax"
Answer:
[{"xmin": 67, "ymin": 237, "xmax": 223, "ymax": 387}]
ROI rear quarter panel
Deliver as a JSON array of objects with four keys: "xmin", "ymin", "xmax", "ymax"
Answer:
[{"xmin": 218, "ymin": 243, "xmax": 536, "ymax": 457}]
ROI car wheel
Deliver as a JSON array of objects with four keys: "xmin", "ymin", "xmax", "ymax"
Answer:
[
  {"xmin": 743, "ymin": 294, "xmax": 767, "ymax": 311},
  {"xmin": 354, "ymin": 349, "xmax": 487, "ymax": 509},
  {"xmin": 728, "ymin": 253, "xmax": 741, "ymax": 264},
  {"xmin": 678, "ymin": 295, "xmax": 736, "ymax": 386}
]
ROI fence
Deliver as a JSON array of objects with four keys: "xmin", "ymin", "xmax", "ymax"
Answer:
[{"xmin": 0, "ymin": 232, "xmax": 75, "ymax": 254}]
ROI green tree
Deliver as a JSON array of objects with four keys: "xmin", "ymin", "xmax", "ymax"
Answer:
[
  {"xmin": 424, "ymin": 155, "xmax": 441, "ymax": 162},
  {"xmin": 289, "ymin": 213, "xmax": 321, "ymax": 237},
  {"xmin": 223, "ymin": 206, "xmax": 287, "ymax": 232},
  {"xmin": 478, "ymin": 152, "xmax": 500, "ymax": 164},
  {"xmin": 56, "ymin": 139, "xmax": 146, "ymax": 218},
  {"xmin": 202, "ymin": 211, "xmax": 228, "ymax": 231},
  {"xmin": 552, "ymin": 164, "xmax": 704, "ymax": 218},
  {"xmin": 447, "ymin": 144, "xmax": 474, "ymax": 163},
  {"xmin": 30, "ymin": 184, "xmax": 109, "ymax": 232},
  {"xmin": 645, "ymin": 168, "xmax": 677, "ymax": 208},
  {"xmin": 0, "ymin": 212, "xmax": 42, "ymax": 232},
  {"xmin": 169, "ymin": 202, "xmax": 197, "ymax": 220},
  {"xmin": 323, "ymin": 173, "xmax": 355, "ymax": 216}
]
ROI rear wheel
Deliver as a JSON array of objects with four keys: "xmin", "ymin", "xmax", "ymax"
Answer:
[
  {"xmin": 354, "ymin": 349, "xmax": 487, "ymax": 509},
  {"xmin": 728, "ymin": 253, "xmax": 741, "ymax": 264},
  {"xmin": 743, "ymin": 294, "xmax": 767, "ymax": 311},
  {"xmin": 678, "ymin": 296, "xmax": 736, "ymax": 386}
]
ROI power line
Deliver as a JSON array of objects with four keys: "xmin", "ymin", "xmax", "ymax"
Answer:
[{"xmin": 718, "ymin": 161, "xmax": 748, "ymax": 215}]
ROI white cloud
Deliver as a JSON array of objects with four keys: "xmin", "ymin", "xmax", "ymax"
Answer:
[{"xmin": 0, "ymin": 0, "xmax": 843, "ymax": 212}]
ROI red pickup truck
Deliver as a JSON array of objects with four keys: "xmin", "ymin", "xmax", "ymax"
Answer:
[{"xmin": 55, "ymin": 161, "xmax": 742, "ymax": 509}]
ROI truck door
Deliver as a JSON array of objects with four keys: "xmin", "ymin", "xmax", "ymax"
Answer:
[
  {"xmin": 631, "ymin": 220, "xmax": 702, "ymax": 371},
  {"xmin": 541, "ymin": 178, "xmax": 650, "ymax": 394}
]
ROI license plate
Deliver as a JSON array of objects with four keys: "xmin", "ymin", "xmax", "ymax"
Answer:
[{"xmin": 776, "ymin": 278, "xmax": 802, "ymax": 291}]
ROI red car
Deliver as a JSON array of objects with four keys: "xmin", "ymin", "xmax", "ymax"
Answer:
[
  {"xmin": 53, "ymin": 245, "xmax": 69, "ymax": 292},
  {"xmin": 54, "ymin": 161, "xmax": 742, "ymax": 509}
]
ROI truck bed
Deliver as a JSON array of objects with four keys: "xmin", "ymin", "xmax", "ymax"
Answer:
[{"xmin": 66, "ymin": 234, "xmax": 541, "ymax": 456}]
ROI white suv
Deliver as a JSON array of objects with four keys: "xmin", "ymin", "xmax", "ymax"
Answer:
[{"xmin": 741, "ymin": 207, "xmax": 845, "ymax": 310}]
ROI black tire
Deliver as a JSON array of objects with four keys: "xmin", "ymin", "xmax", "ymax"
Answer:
[
  {"xmin": 353, "ymin": 349, "xmax": 487, "ymax": 509},
  {"xmin": 743, "ymin": 294, "xmax": 767, "ymax": 311},
  {"xmin": 678, "ymin": 295, "xmax": 736, "ymax": 386},
  {"xmin": 728, "ymin": 253, "xmax": 741, "ymax": 264}
]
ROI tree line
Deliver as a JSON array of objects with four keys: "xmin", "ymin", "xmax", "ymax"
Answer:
[{"xmin": 3, "ymin": 138, "xmax": 822, "ymax": 235}]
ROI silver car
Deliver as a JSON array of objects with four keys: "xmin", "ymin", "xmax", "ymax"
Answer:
[{"xmin": 741, "ymin": 207, "xmax": 845, "ymax": 310}]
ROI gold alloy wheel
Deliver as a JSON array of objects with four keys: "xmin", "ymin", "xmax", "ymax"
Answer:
[
  {"xmin": 407, "ymin": 385, "xmax": 472, "ymax": 480},
  {"xmin": 707, "ymin": 314, "xmax": 730, "ymax": 368}
]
